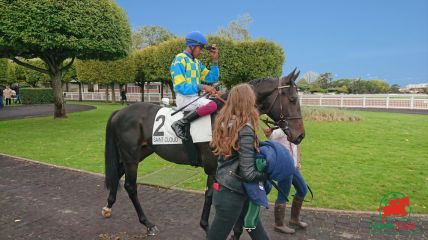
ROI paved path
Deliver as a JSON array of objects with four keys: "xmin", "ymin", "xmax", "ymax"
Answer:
[
  {"xmin": 0, "ymin": 104, "xmax": 96, "ymax": 120},
  {"xmin": 0, "ymin": 154, "xmax": 426, "ymax": 240}
]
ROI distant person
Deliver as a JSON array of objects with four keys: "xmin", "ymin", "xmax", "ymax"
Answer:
[
  {"xmin": 13, "ymin": 83, "xmax": 21, "ymax": 104},
  {"xmin": 263, "ymin": 128, "xmax": 308, "ymax": 234},
  {"xmin": 0, "ymin": 86, "xmax": 4, "ymax": 109},
  {"xmin": 3, "ymin": 86, "xmax": 13, "ymax": 106},
  {"xmin": 120, "ymin": 87, "xmax": 127, "ymax": 105}
]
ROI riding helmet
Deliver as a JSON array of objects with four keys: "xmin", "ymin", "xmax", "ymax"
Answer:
[{"xmin": 185, "ymin": 31, "xmax": 208, "ymax": 46}]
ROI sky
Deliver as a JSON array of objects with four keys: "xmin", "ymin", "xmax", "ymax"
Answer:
[{"xmin": 116, "ymin": 0, "xmax": 428, "ymax": 87}]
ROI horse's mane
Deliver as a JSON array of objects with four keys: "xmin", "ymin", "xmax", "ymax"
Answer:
[
  {"xmin": 215, "ymin": 77, "xmax": 277, "ymax": 107},
  {"xmin": 248, "ymin": 77, "xmax": 276, "ymax": 87}
]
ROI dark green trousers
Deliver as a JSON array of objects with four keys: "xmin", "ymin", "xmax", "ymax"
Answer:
[{"xmin": 207, "ymin": 185, "xmax": 269, "ymax": 240}]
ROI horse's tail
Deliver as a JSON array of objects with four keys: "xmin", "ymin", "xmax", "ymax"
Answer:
[{"xmin": 105, "ymin": 110, "xmax": 120, "ymax": 191}]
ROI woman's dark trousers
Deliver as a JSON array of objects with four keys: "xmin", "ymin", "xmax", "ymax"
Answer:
[{"xmin": 208, "ymin": 186, "xmax": 269, "ymax": 240}]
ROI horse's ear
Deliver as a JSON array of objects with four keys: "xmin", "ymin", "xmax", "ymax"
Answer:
[
  {"xmin": 293, "ymin": 70, "xmax": 300, "ymax": 81},
  {"xmin": 281, "ymin": 68, "xmax": 297, "ymax": 84},
  {"xmin": 290, "ymin": 67, "xmax": 297, "ymax": 78}
]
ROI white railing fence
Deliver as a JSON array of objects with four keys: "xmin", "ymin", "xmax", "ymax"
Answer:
[
  {"xmin": 300, "ymin": 95, "xmax": 428, "ymax": 110},
  {"xmin": 64, "ymin": 92, "xmax": 428, "ymax": 110},
  {"xmin": 64, "ymin": 92, "xmax": 173, "ymax": 103}
]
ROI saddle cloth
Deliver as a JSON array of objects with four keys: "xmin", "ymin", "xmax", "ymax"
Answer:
[{"xmin": 152, "ymin": 107, "xmax": 212, "ymax": 145}]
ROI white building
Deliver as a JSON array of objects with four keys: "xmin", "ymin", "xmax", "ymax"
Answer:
[{"xmin": 400, "ymin": 83, "xmax": 428, "ymax": 93}]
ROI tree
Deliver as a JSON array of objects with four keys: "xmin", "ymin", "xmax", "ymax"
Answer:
[
  {"xmin": 216, "ymin": 14, "xmax": 253, "ymax": 41},
  {"xmin": 14, "ymin": 60, "xmax": 50, "ymax": 87},
  {"xmin": 134, "ymin": 46, "xmax": 162, "ymax": 101},
  {"xmin": 0, "ymin": 0, "xmax": 132, "ymax": 118},
  {"xmin": 314, "ymin": 72, "xmax": 333, "ymax": 89},
  {"xmin": 296, "ymin": 78, "xmax": 310, "ymax": 92},
  {"xmin": 76, "ymin": 56, "xmax": 136, "ymax": 103},
  {"xmin": 389, "ymin": 84, "xmax": 401, "ymax": 93},
  {"xmin": 349, "ymin": 79, "xmax": 367, "ymax": 94},
  {"xmin": 132, "ymin": 26, "xmax": 175, "ymax": 49},
  {"xmin": 61, "ymin": 60, "xmax": 77, "ymax": 84},
  {"xmin": 367, "ymin": 80, "xmax": 389, "ymax": 93},
  {"xmin": 0, "ymin": 58, "xmax": 16, "ymax": 85}
]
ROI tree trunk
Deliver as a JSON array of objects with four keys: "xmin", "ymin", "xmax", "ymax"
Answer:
[
  {"xmin": 160, "ymin": 80, "xmax": 164, "ymax": 99},
  {"xmin": 167, "ymin": 81, "xmax": 175, "ymax": 99},
  {"xmin": 105, "ymin": 85, "xmax": 109, "ymax": 103},
  {"xmin": 141, "ymin": 81, "xmax": 145, "ymax": 102},
  {"xmin": 111, "ymin": 82, "xmax": 116, "ymax": 103},
  {"xmin": 78, "ymin": 82, "xmax": 83, "ymax": 102},
  {"xmin": 51, "ymin": 70, "xmax": 67, "ymax": 118},
  {"xmin": 13, "ymin": 56, "xmax": 74, "ymax": 119}
]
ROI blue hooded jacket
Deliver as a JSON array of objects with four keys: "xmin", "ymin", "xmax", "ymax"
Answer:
[{"xmin": 243, "ymin": 141, "xmax": 296, "ymax": 208}]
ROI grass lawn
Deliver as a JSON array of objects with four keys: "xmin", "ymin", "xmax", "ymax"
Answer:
[{"xmin": 0, "ymin": 102, "xmax": 427, "ymax": 213}]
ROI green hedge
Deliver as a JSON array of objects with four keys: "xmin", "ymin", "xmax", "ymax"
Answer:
[
  {"xmin": 133, "ymin": 36, "xmax": 285, "ymax": 89},
  {"xmin": 21, "ymin": 88, "xmax": 54, "ymax": 104}
]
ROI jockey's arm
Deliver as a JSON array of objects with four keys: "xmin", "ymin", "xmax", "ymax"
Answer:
[{"xmin": 200, "ymin": 63, "xmax": 219, "ymax": 84}]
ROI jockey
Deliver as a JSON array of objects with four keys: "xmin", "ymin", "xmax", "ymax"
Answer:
[{"xmin": 170, "ymin": 31, "xmax": 220, "ymax": 140}]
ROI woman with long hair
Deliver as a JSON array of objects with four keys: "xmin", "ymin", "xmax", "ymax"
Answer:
[{"xmin": 208, "ymin": 83, "xmax": 269, "ymax": 240}]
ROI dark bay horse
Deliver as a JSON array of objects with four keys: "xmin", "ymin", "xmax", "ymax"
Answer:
[{"xmin": 102, "ymin": 69, "xmax": 305, "ymax": 236}]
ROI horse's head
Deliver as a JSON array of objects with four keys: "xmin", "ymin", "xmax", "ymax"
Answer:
[{"xmin": 250, "ymin": 69, "xmax": 305, "ymax": 144}]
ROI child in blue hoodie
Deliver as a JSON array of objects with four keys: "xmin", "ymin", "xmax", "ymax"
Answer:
[{"xmin": 264, "ymin": 128, "xmax": 308, "ymax": 234}]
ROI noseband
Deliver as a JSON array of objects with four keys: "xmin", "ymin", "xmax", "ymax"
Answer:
[{"xmin": 264, "ymin": 78, "xmax": 302, "ymax": 132}]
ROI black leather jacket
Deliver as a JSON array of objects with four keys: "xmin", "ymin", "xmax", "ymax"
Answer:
[{"xmin": 215, "ymin": 125, "xmax": 267, "ymax": 194}]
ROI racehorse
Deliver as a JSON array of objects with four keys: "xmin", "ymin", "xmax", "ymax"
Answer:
[{"xmin": 102, "ymin": 69, "xmax": 305, "ymax": 236}]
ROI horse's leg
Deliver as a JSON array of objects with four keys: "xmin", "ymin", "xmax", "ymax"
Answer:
[
  {"xmin": 123, "ymin": 161, "xmax": 159, "ymax": 236},
  {"xmin": 102, "ymin": 164, "xmax": 125, "ymax": 218},
  {"xmin": 200, "ymin": 174, "xmax": 215, "ymax": 234}
]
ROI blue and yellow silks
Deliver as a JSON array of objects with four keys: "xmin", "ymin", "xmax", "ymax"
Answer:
[{"xmin": 170, "ymin": 51, "xmax": 219, "ymax": 95}]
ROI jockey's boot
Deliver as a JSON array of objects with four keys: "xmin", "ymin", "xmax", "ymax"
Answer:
[
  {"xmin": 171, "ymin": 110, "xmax": 199, "ymax": 141},
  {"xmin": 274, "ymin": 203, "xmax": 295, "ymax": 234},
  {"xmin": 289, "ymin": 196, "xmax": 308, "ymax": 228}
]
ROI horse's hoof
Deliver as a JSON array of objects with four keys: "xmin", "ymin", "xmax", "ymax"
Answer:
[
  {"xmin": 101, "ymin": 207, "xmax": 112, "ymax": 218},
  {"xmin": 147, "ymin": 226, "xmax": 159, "ymax": 236}
]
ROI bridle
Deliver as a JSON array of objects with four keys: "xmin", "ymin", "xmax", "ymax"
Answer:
[{"xmin": 263, "ymin": 77, "xmax": 302, "ymax": 132}]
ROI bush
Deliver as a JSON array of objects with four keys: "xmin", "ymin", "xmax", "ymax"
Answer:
[
  {"xmin": 21, "ymin": 88, "xmax": 54, "ymax": 104},
  {"xmin": 302, "ymin": 107, "xmax": 363, "ymax": 122}
]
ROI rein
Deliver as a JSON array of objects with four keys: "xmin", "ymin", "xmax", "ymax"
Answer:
[{"xmin": 212, "ymin": 92, "xmax": 226, "ymax": 104}]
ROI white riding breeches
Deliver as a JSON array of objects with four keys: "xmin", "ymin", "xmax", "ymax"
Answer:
[{"xmin": 176, "ymin": 93, "xmax": 212, "ymax": 112}]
